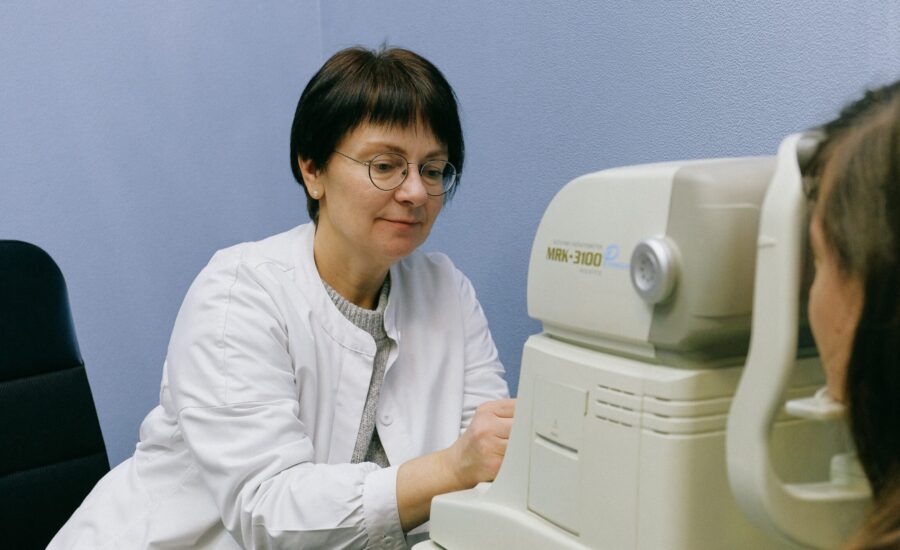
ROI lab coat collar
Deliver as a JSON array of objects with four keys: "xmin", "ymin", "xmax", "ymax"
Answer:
[
  {"xmin": 291, "ymin": 223, "xmax": 403, "ymax": 354},
  {"xmin": 291, "ymin": 224, "xmax": 371, "ymax": 356}
]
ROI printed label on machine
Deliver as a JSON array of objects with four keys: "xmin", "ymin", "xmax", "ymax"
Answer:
[{"xmin": 545, "ymin": 238, "xmax": 630, "ymax": 276}]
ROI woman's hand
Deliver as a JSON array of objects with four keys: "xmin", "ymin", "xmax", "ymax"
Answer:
[
  {"xmin": 444, "ymin": 399, "xmax": 516, "ymax": 488},
  {"xmin": 396, "ymin": 398, "xmax": 516, "ymax": 531}
]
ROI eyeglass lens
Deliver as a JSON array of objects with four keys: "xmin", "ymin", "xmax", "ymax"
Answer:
[{"xmin": 369, "ymin": 153, "xmax": 456, "ymax": 196}]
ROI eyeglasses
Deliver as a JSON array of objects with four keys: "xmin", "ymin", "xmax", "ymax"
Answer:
[{"xmin": 333, "ymin": 151, "xmax": 458, "ymax": 197}]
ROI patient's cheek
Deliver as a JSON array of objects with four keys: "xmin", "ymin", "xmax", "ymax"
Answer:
[{"xmin": 807, "ymin": 254, "xmax": 862, "ymax": 403}]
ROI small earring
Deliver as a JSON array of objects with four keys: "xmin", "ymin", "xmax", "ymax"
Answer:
[{"xmin": 311, "ymin": 189, "xmax": 318, "ymax": 197}]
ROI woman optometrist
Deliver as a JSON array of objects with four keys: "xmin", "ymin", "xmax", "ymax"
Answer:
[
  {"xmin": 50, "ymin": 47, "xmax": 513, "ymax": 549},
  {"xmin": 805, "ymin": 82, "xmax": 900, "ymax": 549}
]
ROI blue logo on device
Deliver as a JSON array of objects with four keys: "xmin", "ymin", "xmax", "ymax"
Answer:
[{"xmin": 604, "ymin": 244, "xmax": 630, "ymax": 270}]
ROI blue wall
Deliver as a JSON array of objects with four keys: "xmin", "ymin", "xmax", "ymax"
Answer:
[{"xmin": 3, "ymin": 2, "xmax": 899, "ymax": 466}]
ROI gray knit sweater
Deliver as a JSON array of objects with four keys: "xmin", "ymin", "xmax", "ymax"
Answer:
[{"xmin": 322, "ymin": 277, "xmax": 392, "ymax": 468}]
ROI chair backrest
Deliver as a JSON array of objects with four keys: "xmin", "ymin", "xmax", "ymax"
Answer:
[{"xmin": 0, "ymin": 240, "xmax": 109, "ymax": 550}]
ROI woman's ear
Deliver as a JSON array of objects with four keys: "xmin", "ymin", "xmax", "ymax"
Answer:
[
  {"xmin": 298, "ymin": 157, "xmax": 319, "ymax": 184},
  {"xmin": 298, "ymin": 157, "xmax": 324, "ymax": 198}
]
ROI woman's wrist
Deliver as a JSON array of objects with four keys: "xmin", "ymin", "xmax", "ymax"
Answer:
[
  {"xmin": 397, "ymin": 448, "xmax": 467, "ymax": 531},
  {"xmin": 435, "ymin": 445, "xmax": 470, "ymax": 492}
]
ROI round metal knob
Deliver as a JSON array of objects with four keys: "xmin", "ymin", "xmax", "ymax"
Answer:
[{"xmin": 630, "ymin": 237, "xmax": 680, "ymax": 304}]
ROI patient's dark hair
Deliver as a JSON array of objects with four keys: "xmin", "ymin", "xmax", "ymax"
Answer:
[
  {"xmin": 289, "ymin": 46, "xmax": 464, "ymax": 222},
  {"xmin": 807, "ymin": 81, "xmax": 900, "ymax": 549}
]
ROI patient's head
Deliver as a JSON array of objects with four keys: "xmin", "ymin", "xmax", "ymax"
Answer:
[{"xmin": 807, "ymin": 81, "xmax": 900, "ymax": 505}]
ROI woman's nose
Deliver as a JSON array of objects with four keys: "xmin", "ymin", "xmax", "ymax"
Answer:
[{"xmin": 395, "ymin": 166, "xmax": 429, "ymax": 205}]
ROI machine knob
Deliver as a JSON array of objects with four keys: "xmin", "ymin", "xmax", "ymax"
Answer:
[{"xmin": 630, "ymin": 237, "xmax": 680, "ymax": 304}]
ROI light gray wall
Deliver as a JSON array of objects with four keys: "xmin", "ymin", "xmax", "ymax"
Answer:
[{"xmin": 3, "ymin": 2, "xmax": 899, "ymax": 465}]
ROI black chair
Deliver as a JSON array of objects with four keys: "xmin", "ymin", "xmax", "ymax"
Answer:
[{"xmin": 0, "ymin": 240, "xmax": 109, "ymax": 550}]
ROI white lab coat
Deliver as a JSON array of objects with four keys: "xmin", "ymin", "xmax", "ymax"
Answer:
[{"xmin": 50, "ymin": 223, "xmax": 509, "ymax": 549}]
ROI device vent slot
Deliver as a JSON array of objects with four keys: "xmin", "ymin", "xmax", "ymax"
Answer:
[{"xmin": 594, "ymin": 415, "xmax": 635, "ymax": 428}]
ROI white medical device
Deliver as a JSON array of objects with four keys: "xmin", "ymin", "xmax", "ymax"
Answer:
[{"xmin": 417, "ymin": 135, "xmax": 871, "ymax": 549}]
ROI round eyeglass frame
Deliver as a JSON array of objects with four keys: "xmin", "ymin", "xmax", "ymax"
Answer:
[{"xmin": 333, "ymin": 151, "xmax": 459, "ymax": 197}]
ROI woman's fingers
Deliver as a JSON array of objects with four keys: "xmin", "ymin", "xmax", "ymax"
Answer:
[
  {"xmin": 452, "ymin": 398, "xmax": 517, "ymax": 484},
  {"xmin": 488, "ymin": 398, "xmax": 516, "ymax": 421}
]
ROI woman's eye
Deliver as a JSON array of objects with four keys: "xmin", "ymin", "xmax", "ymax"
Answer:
[
  {"xmin": 424, "ymin": 168, "xmax": 443, "ymax": 180},
  {"xmin": 372, "ymin": 162, "xmax": 395, "ymax": 173}
]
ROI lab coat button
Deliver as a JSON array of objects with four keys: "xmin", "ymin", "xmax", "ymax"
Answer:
[{"xmin": 381, "ymin": 414, "xmax": 393, "ymax": 426}]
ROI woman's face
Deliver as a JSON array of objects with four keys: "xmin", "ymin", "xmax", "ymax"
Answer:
[
  {"xmin": 301, "ymin": 121, "xmax": 446, "ymax": 275},
  {"xmin": 808, "ymin": 205, "xmax": 864, "ymax": 402}
]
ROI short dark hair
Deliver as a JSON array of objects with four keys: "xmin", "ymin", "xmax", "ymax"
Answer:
[
  {"xmin": 808, "ymin": 81, "xmax": 900, "ymax": 548},
  {"xmin": 289, "ymin": 46, "xmax": 465, "ymax": 222}
]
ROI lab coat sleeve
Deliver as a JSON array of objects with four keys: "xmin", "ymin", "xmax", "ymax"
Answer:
[
  {"xmin": 167, "ymin": 248, "xmax": 406, "ymax": 550},
  {"xmin": 456, "ymin": 270, "xmax": 510, "ymax": 432}
]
